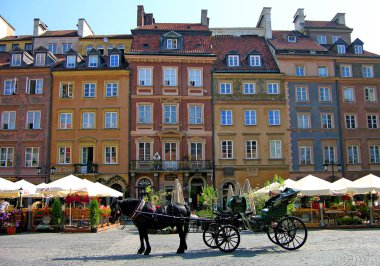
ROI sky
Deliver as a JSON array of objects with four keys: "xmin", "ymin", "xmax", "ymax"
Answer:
[{"xmin": 2, "ymin": 0, "xmax": 380, "ymax": 54}]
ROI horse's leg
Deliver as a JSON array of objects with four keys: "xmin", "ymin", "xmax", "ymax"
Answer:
[
  {"xmin": 143, "ymin": 227, "xmax": 151, "ymax": 255},
  {"xmin": 176, "ymin": 224, "xmax": 186, "ymax": 254},
  {"xmin": 137, "ymin": 227, "xmax": 145, "ymax": 254}
]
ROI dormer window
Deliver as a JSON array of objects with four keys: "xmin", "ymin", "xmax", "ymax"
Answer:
[
  {"xmin": 228, "ymin": 55, "xmax": 239, "ymax": 67},
  {"xmin": 288, "ymin": 35, "xmax": 296, "ymax": 43},
  {"xmin": 86, "ymin": 46, "xmax": 93, "ymax": 55},
  {"xmin": 354, "ymin": 45, "xmax": 363, "ymax": 54},
  {"xmin": 107, "ymin": 45, "xmax": 114, "ymax": 55},
  {"xmin": 97, "ymin": 45, "xmax": 104, "ymax": 55},
  {"xmin": 337, "ymin": 45, "xmax": 346, "ymax": 54},
  {"xmin": 167, "ymin": 39, "xmax": 177, "ymax": 49},
  {"xmin": 118, "ymin": 45, "xmax": 125, "ymax": 54},
  {"xmin": 249, "ymin": 55, "xmax": 261, "ymax": 67},
  {"xmin": 88, "ymin": 55, "xmax": 98, "ymax": 68},
  {"xmin": 110, "ymin": 54, "xmax": 119, "ymax": 67},
  {"xmin": 35, "ymin": 53, "xmax": 46, "ymax": 66},
  {"xmin": 11, "ymin": 54, "xmax": 21, "ymax": 66},
  {"xmin": 66, "ymin": 55, "xmax": 76, "ymax": 68}
]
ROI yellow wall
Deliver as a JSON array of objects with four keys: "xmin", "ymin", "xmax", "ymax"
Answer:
[
  {"xmin": 78, "ymin": 38, "xmax": 132, "ymax": 55},
  {"xmin": 0, "ymin": 40, "xmax": 32, "ymax": 52}
]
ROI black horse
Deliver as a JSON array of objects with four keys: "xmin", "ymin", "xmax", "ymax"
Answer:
[{"xmin": 110, "ymin": 197, "xmax": 190, "ymax": 255}]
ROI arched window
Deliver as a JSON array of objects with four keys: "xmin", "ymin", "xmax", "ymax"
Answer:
[
  {"xmin": 97, "ymin": 45, "xmax": 104, "ymax": 55},
  {"xmin": 107, "ymin": 45, "xmax": 114, "ymax": 55},
  {"xmin": 118, "ymin": 44, "xmax": 125, "ymax": 54},
  {"xmin": 136, "ymin": 178, "xmax": 152, "ymax": 199},
  {"xmin": 189, "ymin": 177, "xmax": 205, "ymax": 209},
  {"xmin": 86, "ymin": 45, "xmax": 93, "ymax": 55}
]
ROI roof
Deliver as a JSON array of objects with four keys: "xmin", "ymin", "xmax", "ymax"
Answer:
[
  {"xmin": 211, "ymin": 35, "xmax": 279, "ymax": 72},
  {"xmin": 304, "ymin": 20, "xmax": 352, "ymax": 30},
  {"xmin": 53, "ymin": 55, "xmax": 129, "ymax": 71},
  {"xmin": 0, "ymin": 35, "xmax": 33, "ymax": 41},
  {"xmin": 135, "ymin": 23, "xmax": 209, "ymax": 31},
  {"xmin": 0, "ymin": 52, "xmax": 10, "ymax": 66},
  {"xmin": 269, "ymin": 31, "xmax": 327, "ymax": 52},
  {"xmin": 39, "ymin": 30, "xmax": 78, "ymax": 38}
]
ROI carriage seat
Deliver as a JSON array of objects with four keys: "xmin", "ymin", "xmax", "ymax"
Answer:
[{"xmin": 228, "ymin": 195, "xmax": 248, "ymax": 215}]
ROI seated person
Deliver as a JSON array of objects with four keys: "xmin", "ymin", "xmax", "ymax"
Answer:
[{"xmin": 77, "ymin": 214, "xmax": 88, "ymax": 228}]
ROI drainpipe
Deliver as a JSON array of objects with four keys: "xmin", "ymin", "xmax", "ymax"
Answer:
[
  {"xmin": 335, "ymin": 74, "xmax": 345, "ymax": 177},
  {"xmin": 211, "ymin": 70, "xmax": 216, "ymax": 191},
  {"xmin": 128, "ymin": 67, "xmax": 132, "ymax": 198}
]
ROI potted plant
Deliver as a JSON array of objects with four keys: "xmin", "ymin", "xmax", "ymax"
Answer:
[
  {"xmin": 89, "ymin": 199, "xmax": 100, "ymax": 233},
  {"xmin": 0, "ymin": 211, "xmax": 20, "ymax": 235},
  {"xmin": 51, "ymin": 199, "xmax": 62, "ymax": 232}
]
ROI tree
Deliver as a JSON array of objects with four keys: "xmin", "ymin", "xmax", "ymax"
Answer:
[{"xmin": 199, "ymin": 185, "xmax": 218, "ymax": 211}]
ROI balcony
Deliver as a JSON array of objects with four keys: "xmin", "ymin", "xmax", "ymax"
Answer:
[
  {"xmin": 73, "ymin": 163, "xmax": 98, "ymax": 174},
  {"xmin": 129, "ymin": 160, "xmax": 213, "ymax": 172}
]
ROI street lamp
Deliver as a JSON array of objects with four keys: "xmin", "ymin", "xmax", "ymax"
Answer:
[
  {"xmin": 19, "ymin": 187, "xmax": 23, "ymax": 208},
  {"xmin": 323, "ymin": 161, "xmax": 342, "ymax": 181},
  {"xmin": 37, "ymin": 165, "xmax": 56, "ymax": 183}
]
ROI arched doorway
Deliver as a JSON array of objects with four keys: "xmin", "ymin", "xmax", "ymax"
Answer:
[
  {"xmin": 111, "ymin": 183, "xmax": 123, "ymax": 193},
  {"xmin": 136, "ymin": 178, "xmax": 152, "ymax": 199},
  {"xmin": 189, "ymin": 177, "xmax": 205, "ymax": 209},
  {"xmin": 222, "ymin": 182, "xmax": 234, "ymax": 210}
]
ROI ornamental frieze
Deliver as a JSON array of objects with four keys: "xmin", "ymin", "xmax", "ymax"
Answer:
[{"xmin": 160, "ymin": 98, "xmax": 181, "ymax": 103}]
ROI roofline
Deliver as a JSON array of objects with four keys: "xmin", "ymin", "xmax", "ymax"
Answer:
[
  {"xmin": 213, "ymin": 69, "xmax": 280, "ymax": 73},
  {"xmin": 127, "ymin": 52, "xmax": 216, "ymax": 57},
  {"xmin": 79, "ymin": 35, "xmax": 133, "ymax": 40},
  {"xmin": 0, "ymin": 15, "xmax": 16, "ymax": 31},
  {"xmin": 131, "ymin": 29, "xmax": 211, "ymax": 35},
  {"xmin": 303, "ymin": 25, "xmax": 353, "ymax": 31}
]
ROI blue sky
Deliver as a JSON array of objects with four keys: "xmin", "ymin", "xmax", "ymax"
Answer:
[{"xmin": 2, "ymin": 0, "xmax": 380, "ymax": 53}]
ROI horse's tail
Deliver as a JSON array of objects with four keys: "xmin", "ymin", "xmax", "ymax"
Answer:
[{"xmin": 184, "ymin": 205, "xmax": 191, "ymax": 234}]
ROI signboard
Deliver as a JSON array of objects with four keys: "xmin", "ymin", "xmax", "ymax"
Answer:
[{"xmin": 165, "ymin": 174, "xmax": 177, "ymax": 181}]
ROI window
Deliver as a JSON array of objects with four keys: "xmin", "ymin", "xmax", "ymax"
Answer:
[
  {"xmin": 228, "ymin": 55, "xmax": 239, "ymax": 66},
  {"xmin": 367, "ymin": 114, "xmax": 378, "ymax": 129},
  {"xmin": 164, "ymin": 68, "xmax": 177, "ymax": 86},
  {"xmin": 26, "ymin": 111, "xmax": 41, "ymax": 129},
  {"xmin": 249, "ymin": 55, "xmax": 261, "ymax": 66},
  {"xmin": 220, "ymin": 83, "xmax": 232, "ymax": 94},
  {"xmin": 60, "ymin": 82, "xmax": 73, "ymax": 98},
  {"xmin": 47, "ymin": 44, "xmax": 57, "ymax": 54},
  {"xmin": 164, "ymin": 105, "xmax": 177, "ymax": 124},
  {"xmin": 107, "ymin": 45, "xmax": 114, "ymax": 55},
  {"xmin": 288, "ymin": 35, "xmax": 296, "ymax": 43},
  {"xmin": 166, "ymin": 39, "xmax": 177, "ymax": 49},
  {"xmin": 364, "ymin": 87, "xmax": 376, "ymax": 102},
  {"xmin": 347, "ymin": 145, "xmax": 359, "ymax": 164},
  {"xmin": 220, "ymin": 110, "xmax": 232, "ymax": 125},
  {"xmin": 370, "ymin": 145, "xmax": 380, "ymax": 163},
  {"xmin": 82, "ymin": 112, "xmax": 95, "ymax": 129},
  {"xmin": 105, "ymin": 82, "xmax": 118, "ymax": 97},
  {"xmin": 244, "ymin": 110, "xmax": 256, "ymax": 125},
  {"xmin": 1, "ymin": 111, "xmax": 16, "ymax": 130},
  {"xmin": 110, "ymin": 54, "xmax": 119, "ymax": 67},
  {"xmin": 324, "ymin": 146, "xmax": 335, "ymax": 163},
  {"xmin": 321, "ymin": 113, "xmax": 333, "ymax": 128},
  {"xmin": 354, "ymin": 45, "xmax": 363, "ymax": 54},
  {"xmin": 300, "ymin": 146, "xmax": 312, "ymax": 164},
  {"xmin": 243, "ymin": 83, "xmax": 255, "ymax": 94},
  {"xmin": 189, "ymin": 105, "xmax": 202, "ymax": 124},
  {"xmin": 138, "ymin": 105, "xmax": 152, "ymax": 124},
  {"xmin": 296, "ymin": 66, "xmax": 305, "ymax": 76},
  {"xmin": 27, "ymin": 79, "xmax": 43, "ymax": 94},
  {"xmin": 298, "ymin": 113, "xmax": 310, "ymax": 129},
  {"xmin": 319, "ymin": 87, "xmax": 331, "ymax": 102},
  {"xmin": 86, "ymin": 46, "xmax": 93, "ymax": 54},
  {"xmin": 343, "ymin": 87, "xmax": 354, "ymax": 102},
  {"xmin": 190, "ymin": 142, "xmax": 203, "ymax": 160},
  {"xmin": 189, "ymin": 69, "xmax": 202, "ymax": 86},
  {"xmin": 0, "ymin": 147, "xmax": 14, "ymax": 167},
  {"xmin": 118, "ymin": 45, "xmax": 125, "ymax": 54},
  {"xmin": 3, "ymin": 80, "xmax": 17, "ymax": 95},
  {"xmin": 337, "ymin": 45, "xmax": 346, "ymax": 54},
  {"xmin": 268, "ymin": 110, "xmax": 280, "ymax": 125},
  {"xmin": 270, "ymin": 140, "xmax": 282, "ymax": 159},
  {"xmin": 267, "ymin": 83, "xmax": 279, "ymax": 94},
  {"xmin": 317, "ymin": 35, "xmax": 327, "ymax": 44},
  {"xmin": 25, "ymin": 147, "xmax": 39, "ymax": 167},
  {"xmin": 62, "ymin": 43, "xmax": 72, "ymax": 53},
  {"xmin": 88, "ymin": 55, "xmax": 98, "ymax": 67},
  {"xmin": 362, "ymin": 66, "xmax": 374, "ymax": 78},
  {"xmin": 11, "ymin": 54, "xmax": 21, "ymax": 67},
  {"xmin": 59, "ymin": 113, "xmax": 72, "ymax": 129},
  {"xmin": 296, "ymin": 87, "xmax": 308, "ymax": 101},
  {"xmin": 97, "ymin": 45, "xmax": 104, "ymax": 55},
  {"xmin": 35, "ymin": 53, "xmax": 45, "ymax": 66},
  {"xmin": 340, "ymin": 65, "xmax": 352, "ymax": 77},
  {"xmin": 138, "ymin": 142, "xmax": 151, "ymax": 160},
  {"xmin": 246, "ymin": 140, "xmax": 258, "ymax": 159},
  {"xmin": 105, "ymin": 112, "xmax": 117, "ymax": 128},
  {"xmin": 318, "ymin": 66, "xmax": 328, "ymax": 77},
  {"xmin": 345, "ymin": 114, "xmax": 357, "ymax": 129},
  {"xmin": 138, "ymin": 68, "xmax": 152, "ymax": 86},
  {"xmin": 66, "ymin": 55, "xmax": 76, "ymax": 68},
  {"xmin": 221, "ymin": 140, "xmax": 233, "ymax": 159},
  {"xmin": 164, "ymin": 142, "xmax": 177, "ymax": 160},
  {"xmin": 83, "ymin": 83, "xmax": 96, "ymax": 98},
  {"xmin": 12, "ymin": 44, "xmax": 19, "ymax": 49},
  {"xmin": 0, "ymin": 45, "xmax": 6, "ymax": 52},
  {"xmin": 58, "ymin": 146, "xmax": 71, "ymax": 164},
  {"xmin": 104, "ymin": 146, "xmax": 117, "ymax": 164},
  {"xmin": 332, "ymin": 36, "xmax": 341, "ymax": 44}
]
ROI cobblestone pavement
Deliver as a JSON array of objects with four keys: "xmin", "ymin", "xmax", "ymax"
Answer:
[{"xmin": 1, "ymin": 226, "xmax": 379, "ymax": 266}]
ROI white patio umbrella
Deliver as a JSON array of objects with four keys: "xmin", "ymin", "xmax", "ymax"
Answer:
[
  {"xmin": 345, "ymin": 174, "xmax": 380, "ymax": 194},
  {"xmin": 331, "ymin": 178, "xmax": 353, "ymax": 193},
  {"xmin": 284, "ymin": 179, "xmax": 296, "ymax": 187},
  {"xmin": 95, "ymin": 182, "xmax": 123, "ymax": 198},
  {"xmin": 82, "ymin": 179, "xmax": 111, "ymax": 197},
  {"xmin": 14, "ymin": 179, "xmax": 38, "ymax": 197},
  {"xmin": 254, "ymin": 182, "xmax": 284, "ymax": 194},
  {"xmin": 171, "ymin": 179, "xmax": 185, "ymax": 205},
  {"xmin": 288, "ymin": 174, "xmax": 333, "ymax": 196},
  {"xmin": 242, "ymin": 179, "xmax": 251, "ymax": 194},
  {"xmin": 0, "ymin": 177, "xmax": 20, "ymax": 198},
  {"xmin": 234, "ymin": 182, "xmax": 241, "ymax": 196}
]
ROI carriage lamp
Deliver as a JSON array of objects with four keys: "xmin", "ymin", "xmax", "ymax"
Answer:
[{"xmin": 323, "ymin": 161, "xmax": 341, "ymax": 181}]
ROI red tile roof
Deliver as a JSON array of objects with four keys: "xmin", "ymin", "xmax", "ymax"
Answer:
[
  {"xmin": 304, "ymin": 21, "xmax": 352, "ymax": 30},
  {"xmin": 269, "ymin": 31, "xmax": 327, "ymax": 51},
  {"xmin": 39, "ymin": 30, "xmax": 78, "ymax": 37},
  {"xmin": 0, "ymin": 35, "xmax": 33, "ymax": 41},
  {"xmin": 211, "ymin": 35, "xmax": 279, "ymax": 72},
  {"xmin": 135, "ymin": 23, "xmax": 209, "ymax": 31},
  {"xmin": 0, "ymin": 53, "xmax": 10, "ymax": 66}
]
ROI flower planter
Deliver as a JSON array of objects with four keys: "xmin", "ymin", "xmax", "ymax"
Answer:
[
  {"xmin": 6, "ymin": 226, "xmax": 17, "ymax": 235},
  {"xmin": 90, "ymin": 227, "xmax": 98, "ymax": 233}
]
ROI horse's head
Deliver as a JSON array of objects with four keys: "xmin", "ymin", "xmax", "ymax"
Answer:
[{"xmin": 109, "ymin": 197, "xmax": 121, "ymax": 223}]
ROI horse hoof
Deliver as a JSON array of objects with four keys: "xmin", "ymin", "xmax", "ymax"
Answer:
[
  {"xmin": 144, "ymin": 252, "xmax": 150, "ymax": 255},
  {"xmin": 137, "ymin": 250, "xmax": 143, "ymax": 255},
  {"xmin": 176, "ymin": 249, "xmax": 185, "ymax": 254}
]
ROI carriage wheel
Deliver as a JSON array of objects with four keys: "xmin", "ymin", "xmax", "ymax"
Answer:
[
  {"xmin": 215, "ymin": 225, "xmax": 240, "ymax": 253},
  {"xmin": 267, "ymin": 217, "xmax": 282, "ymax": 245},
  {"xmin": 202, "ymin": 223, "xmax": 220, "ymax": 248},
  {"xmin": 274, "ymin": 216, "xmax": 307, "ymax": 250}
]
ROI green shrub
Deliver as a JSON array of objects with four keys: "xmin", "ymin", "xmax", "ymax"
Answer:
[
  {"xmin": 89, "ymin": 199, "xmax": 100, "ymax": 228},
  {"xmin": 196, "ymin": 209, "xmax": 214, "ymax": 218},
  {"xmin": 51, "ymin": 199, "xmax": 62, "ymax": 226},
  {"xmin": 352, "ymin": 216, "xmax": 362, "ymax": 225}
]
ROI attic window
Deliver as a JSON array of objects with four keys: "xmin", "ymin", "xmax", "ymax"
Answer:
[
  {"xmin": 66, "ymin": 55, "xmax": 76, "ymax": 68},
  {"xmin": 97, "ymin": 45, "xmax": 104, "ymax": 55},
  {"xmin": 35, "ymin": 53, "xmax": 46, "ymax": 66},
  {"xmin": 228, "ymin": 55, "xmax": 239, "ymax": 67},
  {"xmin": 143, "ymin": 43, "xmax": 149, "ymax": 48},
  {"xmin": 195, "ymin": 43, "xmax": 201, "ymax": 47},
  {"xmin": 11, "ymin": 54, "xmax": 21, "ymax": 66},
  {"xmin": 354, "ymin": 45, "xmax": 363, "ymax": 55},
  {"xmin": 288, "ymin": 35, "xmax": 296, "ymax": 43},
  {"xmin": 88, "ymin": 55, "xmax": 98, "ymax": 67},
  {"xmin": 167, "ymin": 39, "xmax": 178, "ymax": 49},
  {"xmin": 337, "ymin": 45, "xmax": 346, "ymax": 54},
  {"xmin": 249, "ymin": 55, "xmax": 261, "ymax": 67}
]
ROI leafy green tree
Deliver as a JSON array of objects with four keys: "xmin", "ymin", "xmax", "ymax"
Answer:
[{"xmin": 199, "ymin": 185, "xmax": 218, "ymax": 211}]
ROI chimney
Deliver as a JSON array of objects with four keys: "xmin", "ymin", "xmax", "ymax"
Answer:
[
  {"xmin": 145, "ymin": 13, "xmax": 154, "ymax": 25},
  {"xmin": 78, "ymin": 18, "xmax": 94, "ymax": 37},
  {"xmin": 33, "ymin": 18, "xmax": 48, "ymax": 36},
  {"xmin": 137, "ymin": 5, "xmax": 145, "ymax": 27},
  {"xmin": 0, "ymin": 15, "xmax": 15, "ymax": 38},
  {"xmin": 332, "ymin": 13, "xmax": 346, "ymax": 25},
  {"xmin": 257, "ymin": 7, "xmax": 272, "ymax": 39},
  {"xmin": 293, "ymin": 8, "xmax": 305, "ymax": 31},
  {"xmin": 201, "ymin": 10, "xmax": 209, "ymax": 26}
]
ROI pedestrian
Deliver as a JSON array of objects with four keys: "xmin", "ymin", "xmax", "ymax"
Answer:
[{"xmin": 0, "ymin": 199, "xmax": 10, "ymax": 213}]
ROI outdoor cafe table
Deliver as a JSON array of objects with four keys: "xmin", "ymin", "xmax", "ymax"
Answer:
[{"xmin": 325, "ymin": 210, "xmax": 345, "ymax": 225}]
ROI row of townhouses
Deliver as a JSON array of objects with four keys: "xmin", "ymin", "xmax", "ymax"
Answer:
[{"xmin": 0, "ymin": 6, "xmax": 379, "ymax": 208}]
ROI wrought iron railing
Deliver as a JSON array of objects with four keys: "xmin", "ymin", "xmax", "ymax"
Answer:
[
  {"xmin": 73, "ymin": 163, "xmax": 98, "ymax": 174},
  {"xmin": 129, "ymin": 160, "xmax": 213, "ymax": 172}
]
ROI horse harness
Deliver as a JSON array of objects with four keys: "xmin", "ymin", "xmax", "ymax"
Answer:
[{"xmin": 130, "ymin": 199, "xmax": 146, "ymax": 221}]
